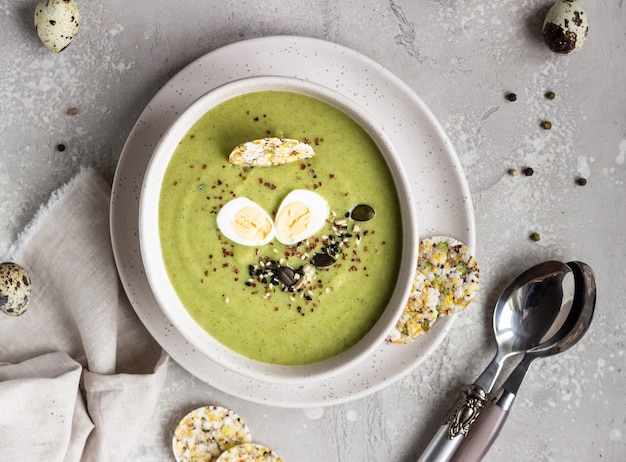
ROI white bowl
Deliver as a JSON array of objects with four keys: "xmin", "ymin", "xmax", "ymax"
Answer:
[{"xmin": 139, "ymin": 76, "xmax": 418, "ymax": 384}]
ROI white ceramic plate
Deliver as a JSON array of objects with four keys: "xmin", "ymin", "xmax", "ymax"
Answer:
[{"xmin": 110, "ymin": 36, "xmax": 475, "ymax": 408}]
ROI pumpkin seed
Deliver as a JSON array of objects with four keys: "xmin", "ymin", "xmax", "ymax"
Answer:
[
  {"xmin": 276, "ymin": 266, "xmax": 298, "ymax": 287},
  {"xmin": 311, "ymin": 253, "xmax": 336, "ymax": 268},
  {"xmin": 350, "ymin": 204, "xmax": 376, "ymax": 222}
]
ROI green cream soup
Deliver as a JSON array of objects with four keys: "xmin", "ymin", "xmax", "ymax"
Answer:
[{"xmin": 159, "ymin": 90, "xmax": 402, "ymax": 365}]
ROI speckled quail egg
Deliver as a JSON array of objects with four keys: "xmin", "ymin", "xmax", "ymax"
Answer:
[
  {"xmin": 0, "ymin": 262, "xmax": 32, "ymax": 316},
  {"xmin": 543, "ymin": 0, "xmax": 589, "ymax": 54},
  {"xmin": 34, "ymin": 0, "xmax": 80, "ymax": 53},
  {"xmin": 217, "ymin": 197, "xmax": 276, "ymax": 246}
]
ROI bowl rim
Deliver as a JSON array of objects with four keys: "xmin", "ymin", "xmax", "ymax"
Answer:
[{"xmin": 138, "ymin": 75, "xmax": 418, "ymax": 384}]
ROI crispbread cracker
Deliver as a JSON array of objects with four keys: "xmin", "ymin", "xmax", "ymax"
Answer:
[
  {"xmin": 387, "ymin": 236, "xmax": 479, "ymax": 344},
  {"xmin": 229, "ymin": 137, "xmax": 314, "ymax": 166},
  {"xmin": 172, "ymin": 405, "xmax": 251, "ymax": 462},
  {"xmin": 386, "ymin": 273, "xmax": 439, "ymax": 343},
  {"xmin": 216, "ymin": 443, "xmax": 282, "ymax": 462},
  {"xmin": 418, "ymin": 236, "xmax": 479, "ymax": 316}
]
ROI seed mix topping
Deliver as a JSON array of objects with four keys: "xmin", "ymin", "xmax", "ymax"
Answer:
[{"xmin": 243, "ymin": 209, "xmax": 370, "ymax": 303}]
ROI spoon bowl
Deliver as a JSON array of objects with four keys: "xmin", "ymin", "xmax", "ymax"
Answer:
[
  {"xmin": 529, "ymin": 261, "xmax": 596, "ymax": 358},
  {"xmin": 475, "ymin": 260, "xmax": 575, "ymax": 392},
  {"xmin": 493, "ymin": 260, "xmax": 596, "ymax": 398}
]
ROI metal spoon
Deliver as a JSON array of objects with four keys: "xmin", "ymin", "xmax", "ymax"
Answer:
[
  {"xmin": 450, "ymin": 261, "xmax": 596, "ymax": 462},
  {"xmin": 417, "ymin": 260, "xmax": 576, "ymax": 462}
]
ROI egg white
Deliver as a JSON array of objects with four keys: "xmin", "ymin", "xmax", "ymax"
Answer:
[
  {"xmin": 216, "ymin": 197, "xmax": 275, "ymax": 246},
  {"xmin": 275, "ymin": 190, "xmax": 329, "ymax": 245}
]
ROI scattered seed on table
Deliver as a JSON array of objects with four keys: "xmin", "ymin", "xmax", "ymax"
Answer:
[
  {"xmin": 576, "ymin": 177, "xmax": 588, "ymax": 186},
  {"xmin": 522, "ymin": 167, "xmax": 534, "ymax": 177},
  {"xmin": 508, "ymin": 168, "xmax": 519, "ymax": 176},
  {"xmin": 56, "ymin": 144, "xmax": 66, "ymax": 152},
  {"xmin": 530, "ymin": 232, "xmax": 541, "ymax": 242},
  {"xmin": 545, "ymin": 91, "xmax": 556, "ymax": 100},
  {"xmin": 541, "ymin": 121, "xmax": 552, "ymax": 130},
  {"xmin": 506, "ymin": 93, "xmax": 517, "ymax": 102},
  {"xmin": 67, "ymin": 107, "xmax": 79, "ymax": 115}
]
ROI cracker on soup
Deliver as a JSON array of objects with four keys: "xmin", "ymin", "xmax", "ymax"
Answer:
[{"xmin": 229, "ymin": 137, "xmax": 314, "ymax": 166}]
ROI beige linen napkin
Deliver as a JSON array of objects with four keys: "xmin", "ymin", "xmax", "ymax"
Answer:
[{"xmin": 0, "ymin": 168, "xmax": 169, "ymax": 462}]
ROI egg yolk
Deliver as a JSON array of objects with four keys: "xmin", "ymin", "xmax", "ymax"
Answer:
[
  {"xmin": 275, "ymin": 201, "xmax": 311, "ymax": 241},
  {"xmin": 232, "ymin": 206, "xmax": 274, "ymax": 243}
]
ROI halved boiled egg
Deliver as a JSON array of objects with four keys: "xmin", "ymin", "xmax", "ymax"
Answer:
[
  {"xmin": 217, "ymin": 197, "xmax": 275, "ymax": 246},
  {"xmin": 275, "ymin": 190, "xmax": 329, "ymax": 245}
]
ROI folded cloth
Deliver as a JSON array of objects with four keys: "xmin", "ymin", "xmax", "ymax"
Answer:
[{"xmin": 0, "ymin": 168, "xmax": 169, "ymax": 462}]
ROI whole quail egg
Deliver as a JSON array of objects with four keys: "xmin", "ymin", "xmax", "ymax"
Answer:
[
  {"xmin": 543, "ymin": 0, "xmax": 589, "ymax": 54},
  {"xmin": 34, "ymin": 0, "xmax": 80, "ymax": 53},
  {"xmin": 0, "ymin": 262, "xmax": 32, "ymax": 316}
]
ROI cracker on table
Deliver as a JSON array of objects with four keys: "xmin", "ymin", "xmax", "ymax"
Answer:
[
  {"xmin": 172, "ymin": 405, "xmax": 251, "ymax": 462},
  {"xmin": 216, "ymin": 443, "xmax": 282, "ymax": 462}
]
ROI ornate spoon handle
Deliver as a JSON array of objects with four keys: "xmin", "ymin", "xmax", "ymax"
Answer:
[{"xmin": 416, "ymin": 384, "xmax": 488, "ymax": 462}]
